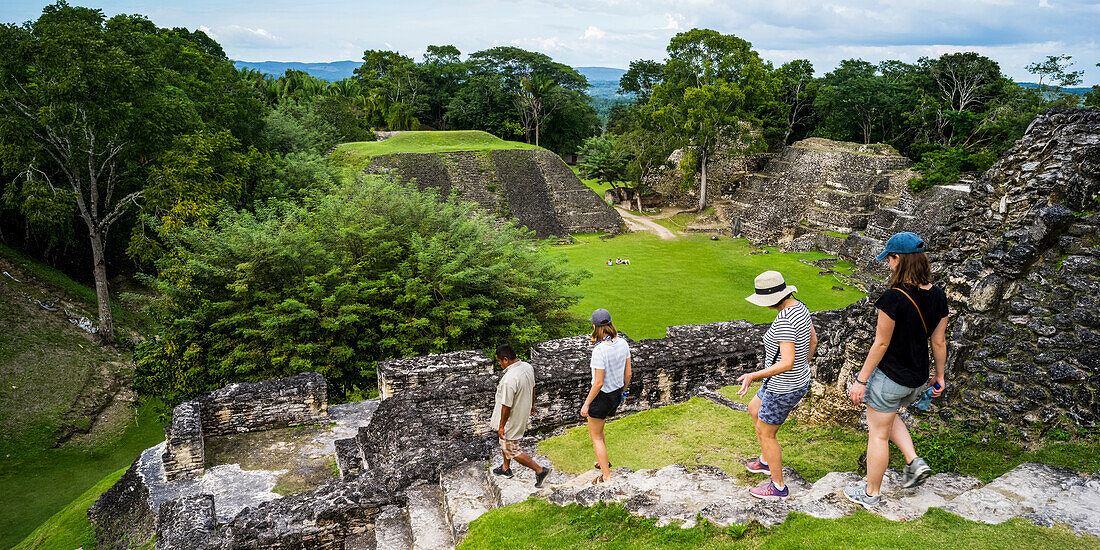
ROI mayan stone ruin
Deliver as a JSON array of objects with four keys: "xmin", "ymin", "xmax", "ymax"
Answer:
[
  {"xmin": 363, "ymin": 148, "xmax": 623, "ymax": 238},
  {"xmin": 87, "ymin": 109, "xmax": 1100, "ymax": 549}
]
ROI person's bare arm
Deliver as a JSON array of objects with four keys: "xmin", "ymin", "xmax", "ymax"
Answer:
[
  {"xmin": 580, "ymin": 369, "xmax": 604, "ymax": 417},
  {"xmin": 737, "ymin": 341, "xmax": 795, "ymax": 396},
  {"xmin": 808, "ymin": 324, "xmax": 818, "ymax": 362},
  {"xmin": 850, "ymin": 309, "xmax": 895, "ymax": 405},
  {"xmin": 497, "ymin": 404, "xmax": 511, "ymax": 438},
  {"xmin": 623, "ymin": 357, "xmax": 632, "ymax": 389},
  {"xmin": 930, "ymin": 315, "xmax": 948, "ymax": 396}
]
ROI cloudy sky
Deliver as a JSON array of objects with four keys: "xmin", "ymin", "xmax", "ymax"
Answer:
[{"xmin": 4, "ymin": 0, "xmax": 1099, "ymax": 83}]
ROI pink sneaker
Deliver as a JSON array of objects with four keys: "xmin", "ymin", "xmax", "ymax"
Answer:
[
  {"xmin": 745, "ymin": 458, "xmax": 770, "ymax": 474},
  {"xmin": 749, "ymin": 480, "xmax": 789, "ymax": 499}
]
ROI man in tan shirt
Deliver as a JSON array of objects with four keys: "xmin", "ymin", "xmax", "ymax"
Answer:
[{"xmin": 490, "ymin": 344, "xmax": 551, "ymax": 487}]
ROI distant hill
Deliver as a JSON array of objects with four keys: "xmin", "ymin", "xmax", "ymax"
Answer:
[
  {"xmin": 230, "ymin": 61, "xmax": 635, "ymax": 98},
  {"xmin": 575, "ymin": 66, "xmax": 627, "ymax": 82},
  {"xmin": 233, "ymin": 60, "xmax": 360, "ymax": 81},
  {"xmin": 1016, "ymin": 82, "xmax": 1092, "ymax": 95}
]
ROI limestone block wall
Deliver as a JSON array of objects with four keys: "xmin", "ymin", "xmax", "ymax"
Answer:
[
  {"xmin": 161, "ymin": 401, "xmax": 203, "ymax": 481},
  {"xmin": 161, "ymin": 372, "xmax": 328, "ymax": 481},
  {"xmin": 156, "ymin": 494, "xmax": 216, "ymax": 550},
  {"xmin": 378, "ymin": 350, "xmax": 495, "ymax": 400},
  {"xmin": 724, "ymin": 139, "xmax": 913, "ymax": 245},
  {"xmin": 830, "ymin": 108, "xmax": 1100, "ymax": 436},
  {"xmin": 198, "ymin": 372, "xmax": 328, "ymax": 437},
  {"xmin": 365, "ymin": 149, "xmax": 621, "ymax": 238},
  {"xmin": 87, "ymin": 462, "xmax": 156, "ymax": 550}
]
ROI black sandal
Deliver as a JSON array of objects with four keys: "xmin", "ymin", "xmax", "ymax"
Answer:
[{"xmin": 594, "ymin": 461, "xmax": 612, "ymax": 469}]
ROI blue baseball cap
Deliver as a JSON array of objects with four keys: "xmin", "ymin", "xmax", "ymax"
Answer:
[
  {"xmin": 590, "ymin": 308, "xmax": 612, "ymax": 326},
  {"xmin": 876, "ymin": 232, "xmax": 926, "ymax": 260}
]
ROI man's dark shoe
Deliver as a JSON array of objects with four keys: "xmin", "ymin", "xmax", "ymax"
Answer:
[
  {"xmin": 535, "ymin": 467, "xmax": 551, "ymax": 488},
  {"xmin": 492, "ymin": 465, "xmax": 513, "ymax": 478}
]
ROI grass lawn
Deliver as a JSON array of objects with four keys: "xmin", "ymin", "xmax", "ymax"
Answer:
[
  {"xmin": 545, "ymin": 232, "xmax": 863, "ymax": 340},
  {"xmin": 538, "ymin": 390, "xmax": 874, "ymax": 484},
  {"xmin": 460, "ymin": 499, "xmax": 1096, "ymax": 550},
  {"xmin": 334, "ymin": 130, "xmax": 541, "ymax": 160},
  {"xmin": 1, "ymin": 402, "xmax": 164, "ymax": 550},
  {"xmin": 652, "ymin": 208, "xmax": 715, "ymax": 232},
  {"xmin": 569, "ymin": 165, "xmax": 621, "ymax": 199},
  {"xmin": 11, "ymin": 466, "xmax": 127, "ymax": 550}
]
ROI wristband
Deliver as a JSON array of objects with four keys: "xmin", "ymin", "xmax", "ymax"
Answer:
[{"xmin": 854, "ymin": 378, "xmax": 867, "ymax": 386}]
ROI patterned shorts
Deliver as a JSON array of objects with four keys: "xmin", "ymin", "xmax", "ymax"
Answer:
[
  {"xmin": 755, "ymin": 384, "xmax": 809, "ymax": 426},
  {"xmin": 499, "ymin": 437, "xmax": 523, "ymax": 460}
]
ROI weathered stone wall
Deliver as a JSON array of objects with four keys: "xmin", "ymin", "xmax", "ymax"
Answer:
[
  {"xmin": 197, "ymin": 476, "xmax": 388, "ymax": 549},
  {"xmin": 378, "ymin": 350, "xmax": 495, "ymax": 399},
  {"xmin": 161, "ymin": 372, "xmax": 327, "ymax": 481},
  {"xmin": 161, "ymin": 401, "xmax": 203, "ymax": 481},
  {"xmin": 198, "ymin": 372, "xmax": 327, "ymax": 437},
  {"xmin": 87, "ymin": 462, "xmax": 157, "ymax": 550},
  {"xmin": 156, "ymin": 494, "xmax": 216, "ymax": 550},
  {"xmin": 365, "ymin": 149, "xmax": 621, "ymax": 237},
  {"xmin": 825, "ymin": 108, "xmax": 1100, "ymax": 436}
]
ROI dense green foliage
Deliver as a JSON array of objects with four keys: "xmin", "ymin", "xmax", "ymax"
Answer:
[
  {"xmin": 136, "ymin": 175, "xmax": 585, "ymax": 406},
  {"xmin": 605, "ymin": 28, "xmax": 1093, "ymax": 200}
]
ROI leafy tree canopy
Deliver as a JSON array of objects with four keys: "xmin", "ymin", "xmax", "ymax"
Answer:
[{"xmin": 135, "ymin": 175, "xmax": 586, "ymax": 406}]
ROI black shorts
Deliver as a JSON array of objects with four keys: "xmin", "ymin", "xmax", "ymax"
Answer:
[{"xmin": 589, "ymin": 388, "xmax": 623, "ymax": 419}]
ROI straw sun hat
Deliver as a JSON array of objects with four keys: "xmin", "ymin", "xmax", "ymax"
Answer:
[{"xmin": 745, "ymin": 271, "xmax": 797, "ymax": 307}]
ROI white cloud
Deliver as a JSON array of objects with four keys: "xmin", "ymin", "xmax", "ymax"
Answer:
[
  {"xmin": 509, "ymin": 36, "xmax": 571, "ymax": 52},
  {"xmin": 581, "ymin": 26, "xmax": 606, "ymax": 40},
  {"xmin": 1039, "ymin": 0, "xmax": 1051, "ymax": 7},
  {"xmin": 662, "ymin": 12, "xmax": 684, "ymax": 30},
  {"xmin": 225, "ymin": 25, "xmax": 278, "ymax": 41}
]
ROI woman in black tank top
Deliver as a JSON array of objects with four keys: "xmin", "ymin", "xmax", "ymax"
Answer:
[{"xmin": 845, "ymin": 232, "xmax": 949, "ymax": 508}]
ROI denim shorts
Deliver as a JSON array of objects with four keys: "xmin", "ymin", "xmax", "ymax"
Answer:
[
  {"xmin": 755, "ymin": 384, "xmax": 809, "ymax": 426},
  {"xmin": 864, "ymin": 369, "xmax": 924, "ymax": 413}
]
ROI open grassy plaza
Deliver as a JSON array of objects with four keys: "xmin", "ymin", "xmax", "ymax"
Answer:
[{"xmin": 546, "ymin": 232, "xmax": 863, "ymax": 340}]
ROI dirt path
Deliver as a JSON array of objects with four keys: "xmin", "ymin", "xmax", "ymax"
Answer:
[{"xmin": 615, "ymin": 207, "xmax": 677, "ymax": 240}]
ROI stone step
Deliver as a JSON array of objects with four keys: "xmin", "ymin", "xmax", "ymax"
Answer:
[
  {"xmin": 483, "ymin": 450, "xmax": 569, "ymax": 507},
  {"xmin": 549, "ymin": 464, "xmax": 811, "ymax": 528},
  {"xmin": 440, "ymin": 461, "xmax": 499, "ymax": 542},
  {"xmin": 373, "ymin": 505, "xmax": 414, "ymax": 550},
  {"xmin": 547, "ymin": 462, "xmax": 991, "ymax": 530},
  {"xmin": 941, "ymin": 462, "xmax": 1100, "ymax": 536},
  {"xmin": 404, "ymin": 481, "xmax": 455, "ymax": 550}
]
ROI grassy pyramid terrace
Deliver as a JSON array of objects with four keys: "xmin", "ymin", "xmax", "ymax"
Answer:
[{"xmin": 334, "ymin": 130, "xmax": 541, "ymax": 159}]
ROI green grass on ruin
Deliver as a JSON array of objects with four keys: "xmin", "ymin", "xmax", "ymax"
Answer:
[
  {"xmin": 10, "ymin": 466, "xmax": 127, "ymax": 550},
  {"xmin": 545, "ymin": 232, "xmax": 864, "ymax": 340},
  {"xmin": 333, "ymin": 130, "xmax": 541, "ymax": 164},
  {"xmin": 3, "ymin": 402, "xmax": 164, "ymax": 550},
  {"xmin": 460, "ymin": 499, "xmax": 1096, "ymax": 550},
  {"xmin": 537, "ymin": 390, "xmax": 875, "ymax": 484}
]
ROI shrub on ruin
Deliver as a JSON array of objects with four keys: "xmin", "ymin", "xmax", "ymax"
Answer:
[{"xmin": 135, "ymin": 174, "xmax": 586, "ymax": 407}]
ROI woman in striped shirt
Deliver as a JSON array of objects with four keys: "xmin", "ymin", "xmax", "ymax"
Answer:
[{"xmin": 737, "ymin": 271, "xmax": 817, "ymax": 499}]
